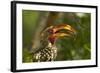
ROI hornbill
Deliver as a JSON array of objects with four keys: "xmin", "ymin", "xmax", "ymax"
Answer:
[{"xmin": 32, "ymin": 24, "xmax": 76, "ymax": 62}]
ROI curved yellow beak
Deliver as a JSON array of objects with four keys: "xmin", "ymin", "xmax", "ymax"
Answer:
[
  {"xmin": 48, "ymin": 24, "xmax": 76, "ymax": 44},
  {"xmin": 52, "ymin": 24, "xmax": 76, "ymax": 37},
  {"xmin": 53, "ymin": 24, "xmax": 76, "ymax": 33}
]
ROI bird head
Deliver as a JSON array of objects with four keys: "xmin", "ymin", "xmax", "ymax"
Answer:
[{"xmin": 44, "ymin": 24, "xmax": 76, "ymax": 44}]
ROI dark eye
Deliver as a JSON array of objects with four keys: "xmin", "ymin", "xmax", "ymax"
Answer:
[{"xmin": 48, "ymin": 29, "xmax": 54, "ymax": 34}]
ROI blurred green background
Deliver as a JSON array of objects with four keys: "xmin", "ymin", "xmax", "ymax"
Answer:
[{"xmin": 22, "ymin": 10, "xmax": 91, "ymax": 62}]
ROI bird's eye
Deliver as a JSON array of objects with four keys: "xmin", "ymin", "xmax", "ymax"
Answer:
[{"xmin": 48, "ymin": 29, "xmax": 54, "ymax": 34}]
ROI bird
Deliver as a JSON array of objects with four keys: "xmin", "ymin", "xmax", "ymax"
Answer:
[{"xmin": 31, "ymin": 24, "xmax": 76, "ymax": 62}]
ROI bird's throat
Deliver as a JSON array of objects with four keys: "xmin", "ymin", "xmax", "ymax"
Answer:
[{"xmin": 48, "ymin": 36, "xmax": 56, "ymax": 45}]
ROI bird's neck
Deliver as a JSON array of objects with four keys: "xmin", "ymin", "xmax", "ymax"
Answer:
[{"xmin": 48, "ymin": 43, "xmax": 52, "ymax": 47}]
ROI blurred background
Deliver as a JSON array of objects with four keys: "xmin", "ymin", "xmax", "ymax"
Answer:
[{"xmin": 22, "ymin": 10, "xmax": 91, "ymax": 62}]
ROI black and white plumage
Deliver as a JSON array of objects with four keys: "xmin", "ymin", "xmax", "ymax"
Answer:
[{"xmin": 33, "ymin": 43, "xmax": 57, "ymax": 62}]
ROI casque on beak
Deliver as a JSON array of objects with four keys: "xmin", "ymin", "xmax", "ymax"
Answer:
[{"xmin": 48, "ymin": 24, "xmax": 76, "ymax": 44}]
